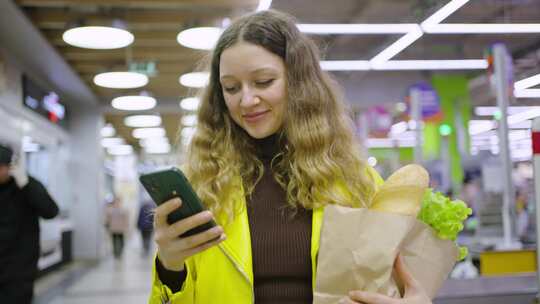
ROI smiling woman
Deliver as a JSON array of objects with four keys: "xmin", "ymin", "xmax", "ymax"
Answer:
[
  {"xmin": 219, "ymin": 42, "xmax": 288, "ymax": 139},
  {"xmin": 148, "ymin": 9, "xmax": 398, "ymax": 304}
]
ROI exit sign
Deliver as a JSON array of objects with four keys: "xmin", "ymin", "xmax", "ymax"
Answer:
[{"xmin": 129, "ymin": 61, "xmax": 157, "ymax": 77}]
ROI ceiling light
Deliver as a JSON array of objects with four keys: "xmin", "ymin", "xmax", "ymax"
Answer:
[
  {"xmin": 474, "ymin": 106, "xmax": 540, "ymax": 116},
  {"xmin": 111, "ymin": 96, "xmax": 156, "ymax": 111},
  {"xmin": 319, "ymin": 60, "xmax": 487, "ymax": 71},
  {"xmin": 177, "ymin": 27, "xmax": 222, "ymax": 50},
  {"xmin": 101, "ymin": 137, "xmax": 125, "ymax": 148},
  {"xmin": 180, "ymin": 97, "xmax": 200, "ymax": 110},
  {"xmin": 507, "ymin": 107, "xmax": 540, "ymax": 125},
  {"xmin": 63, "ymin": 26, "xmax": 134, "ymax": 49},
  {"xmin": 132, "ymin": 127, "xmax": 166, "ymax": 139},
  {"xmin": 420, "ymin": 0, "xmax": 470, "ymax": 29},
  {"xmin": 181, "ymin": 115, "xmax": 198, "ymax": 126},
  {"xmin": 140, "ymin": 137, "xmax": 169, "ymax": 147},
  {"xmin": 515, "ymin": 74, "xmax": 540, "ymax": 90},
  {"xmin": 297, "ymin": 24, "xmax": 419, "ymax": 34},
  {"xmin": 509, "ymin": 129, "xmax": 531, "ymax": 141},
  {"xmin": 510, "ymin": 120, "xmax": 532, "ymax": 129},
  {"xmin": 256, "ymin": 0, "xmax": 272, "ymax": 11},
  {"xmin": 94, "ymin": 72, "xmax": 148, "ymax": 89},
  {"xmin": 469, "ymin": 108, "xmax": 540, "ymax": 134},
  {"xmin": 515, "ymin": 89, "xmax": 540, "ymax": 99},
  {"xmin": 373, "ymin": 60, "xmax": 488, "ymax": 70},
  {"xmin": 423, "ymin": 23, "xmax": 540, "ymax": 34},
  {"xmin": 320, "ymin": 60, "xmax": 370, "ymax": 71},
  {"xmin": 468, "ymin": 121, "xmax": 494, "ymax": 136},
  {"xmin": 179, "ymin": 72, "xmax": 209, "ymax": 88},
  {"xmin": 473, "ymin": 107, "xmax": 499, "ymax": 116},
  {"xmin": 367, "ymin": 156, "xmax": 377, "ymax": 167},
  {"xmin": 124, "ymin": 115, "xmax": 162, "ymax": 128},
  {"xmin": 370, "ymin": 25, "xmax": 423, "ymax": 64},
  {"xmin": 145, "ymin": 143, "xmax": 171, "ymax": 154},
  {"xmin": 101, "ymin": 123, "xmax": 115, "ymax": 137},
  {"xmin": 107, "ymin": 145, "xmax": 133, "ymax": 156}
]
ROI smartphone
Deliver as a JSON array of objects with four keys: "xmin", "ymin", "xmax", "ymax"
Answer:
[{"xmin": 139, "ymin": 167, "xmax": 216, "ymax": 237}]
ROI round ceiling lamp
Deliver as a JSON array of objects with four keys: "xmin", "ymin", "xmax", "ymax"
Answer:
[
  {"xmin": 101, "ymin": 137, "xmax": 124, "ymax": 148},
  {"xmin": 63, "ymin": 26, "xmax": 134, "ymax": 49},
  {"xmin": 94, "ymin": 72, "xmax": 148, "ymax": 89},
  {"xmin": 144, "ymin": 143, "xmax": 171, "ymax": 154},
  {"xmin": 181, "ymin": 114, "xmax": 197, "ymax": 127},
  {"xmin": 179, "ymin": 72, "xmax": 209, "ymax": 88},
  {"xmin": 124, "ymin": 115, "xmax": 162, "ymax": 127},
  {"xmin": 179, "ymin": 97, "xmax": 200, "ymax": 111},
  {"xmin": 100, "ymin": 123, "xmax": 116, "ymax": 137},
  {"xmin": 176, "ymin": 27, "xmax": 222, "ymax": 50},
  {"xmin": 107, "ymin": 145, "xmax": 133, "ymax": 156},
  {"xmin": 111, "ymin": 96, "xmax": 156, "ymax": 111},
  {"xmin": 140, "ymin": 137, "xmax": 169, "ymax": 147},
  {"xmin": 132, "ymin": 127, "xmax": 166, "ymax": 139}
]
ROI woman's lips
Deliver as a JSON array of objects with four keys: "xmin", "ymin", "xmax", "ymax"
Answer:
[{"xmin": 243, "ymin": 110, "xmax": 269, "ymax": 123}]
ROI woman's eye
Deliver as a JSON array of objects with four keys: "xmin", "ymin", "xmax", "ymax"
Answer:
[
  {"xmin": 224, "ymin": 86, "xmax": 238, "ymax": 93},
  {"xmin": 255, "ymin": 79, "xmax": 274, "ymax": 86}
]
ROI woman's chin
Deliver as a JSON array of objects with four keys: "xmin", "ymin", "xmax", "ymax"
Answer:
[{"xmin": 245, "ymin": 127, "xmax": 277, "ymax": 139}]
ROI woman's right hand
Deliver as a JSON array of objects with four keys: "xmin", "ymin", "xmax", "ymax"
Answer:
[{"xmin": 154, "ymin": 198, "xmax": 226, "ymax": 271}]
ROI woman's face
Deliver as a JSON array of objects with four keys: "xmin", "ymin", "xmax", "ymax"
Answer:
[{"xmin": 219, "ymin": 41, "xmax": 287, "ymax": 139}]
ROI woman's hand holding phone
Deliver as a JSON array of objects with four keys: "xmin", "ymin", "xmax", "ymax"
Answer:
[{"xmin": 154, "ymin": 198, "xmax": 227, "ymax": 272}]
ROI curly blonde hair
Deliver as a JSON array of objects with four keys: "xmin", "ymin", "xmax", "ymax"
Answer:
[{"xmin": 184, "ymin": 9, "xmax": 376, "ymax": 223}]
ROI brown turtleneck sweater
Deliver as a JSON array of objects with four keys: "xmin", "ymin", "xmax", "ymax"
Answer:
[
  {"xmin": 157, "ymin": 134, "xmax": 313, "ymax": 303},
  {"xmin": 248, "ymin": 134, "xmax": 313, "ymax": 303}
]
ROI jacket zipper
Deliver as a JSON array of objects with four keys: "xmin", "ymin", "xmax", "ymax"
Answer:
[
  {"xmin": 160, "ymin": 281, "xmax": 170, "ymax": 304},
  {"xmin": 218, "ymin": 245, "xmax": 255, "ymax": 304}
]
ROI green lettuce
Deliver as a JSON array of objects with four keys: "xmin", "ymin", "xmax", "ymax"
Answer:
[{"xmin": 417, "ymin": 189, "xmax": 473, "ymax": 260}]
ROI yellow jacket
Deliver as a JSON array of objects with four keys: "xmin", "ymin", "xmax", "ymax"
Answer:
[{"xmin": 150, "ymin": 169, "xmax": 383, "ymax": 304}]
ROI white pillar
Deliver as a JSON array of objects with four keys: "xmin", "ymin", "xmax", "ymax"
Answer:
[
  {"xmin": 69, "ymin": 104, "xmax": 105, "ymax": 260},
  {"xmin": 493, "ymin": 44, "xmax": 515, "ymax": 248},
  {"xmin": 410, "ymin": 88, "xmax": 423, "ymax": 163}
]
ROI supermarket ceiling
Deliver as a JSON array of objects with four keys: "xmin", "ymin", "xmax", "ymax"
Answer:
[{"xmin": 11, "ymin": 0, "xmax": 540, "ymax": 148}]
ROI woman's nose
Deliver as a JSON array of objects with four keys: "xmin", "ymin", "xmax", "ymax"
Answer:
[{"xmin": 240, "ymin": 89, "xmax": 260, "ymax": 107}]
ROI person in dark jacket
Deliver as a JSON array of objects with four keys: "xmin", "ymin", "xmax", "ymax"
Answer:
[
  {"xmin": 0, "ymin": 143, "xmax": 59, "ymax": 304},
  {"xmin": 137, "ymin": 200, "xmax": 155, "ymax": 256}
]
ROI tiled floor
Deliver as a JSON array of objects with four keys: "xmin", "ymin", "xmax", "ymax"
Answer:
[
  {"xmin": 34, "ymin": 236, "xmax": 539, "ymax": 304},
  {"xmin": 35, "ymin": 237, "xmax": 154, "ymax": 304}
]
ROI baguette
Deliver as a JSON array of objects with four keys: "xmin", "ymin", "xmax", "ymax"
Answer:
[{"xmin": 369, "ymin": 164, "xmax": 429, "ymax": 217}]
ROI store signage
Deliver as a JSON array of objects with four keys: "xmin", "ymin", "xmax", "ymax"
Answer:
[
  {"xmin": 22, "ymin": 75, "xmax": 67, "ymax": 127},
  {"xmin": 365, "ymin": 105, "xmax": 392, "ymax": 137},
  {"xmin": 407, "ymin": 82, "xmax": 443, "ymax": 122},
  {"xmin": 129, "ymin": 61, "xmax": 157, "ymax": 77},
  {"xmin": 532, "ymin": 132, "xmax": 540, "ymax": 154}
]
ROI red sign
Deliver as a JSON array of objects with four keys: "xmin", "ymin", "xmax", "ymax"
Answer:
[{"xmin": 532, "ymin": 132, "xmax": 540, "ymax": 155}]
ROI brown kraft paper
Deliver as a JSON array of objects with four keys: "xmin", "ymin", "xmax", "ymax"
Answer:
[{"xmin": 313, "ymin": 205, "xmax": 459, "ymax": 304}]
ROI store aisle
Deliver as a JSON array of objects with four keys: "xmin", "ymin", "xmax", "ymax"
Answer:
[{"xmin": 35, "ymin": 237, "xmax": 154, "ymax": 304}]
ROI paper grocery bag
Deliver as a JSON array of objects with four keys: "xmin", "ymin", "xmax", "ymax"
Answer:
[{"xmin": 313, "ymin": 205, "xmax": 459, "ymax": 304}]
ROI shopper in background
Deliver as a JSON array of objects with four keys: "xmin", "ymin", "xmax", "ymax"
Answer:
[
  {"xmin": 515, "ymin": 188, "xmax": 530, "ymax": 241},
  {"xmin": 0, "ymin": 143, "xmax": 59, "ymax": 304},
  {"xmin": 150, "ymin": 9, "xmax": 432, "ymax": 304},
  {"xmin": 105, "ymin": 197, "xmax": 129, "ymax": 259},
  {"xmin": 137, "ymin": 200, "xmax": 154, "ymax": 256}
]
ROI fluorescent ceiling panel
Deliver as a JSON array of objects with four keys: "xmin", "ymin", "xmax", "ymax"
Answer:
[{"xmin": 298, "ymin": 24, "xmax": 419, "ymax": 34}]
